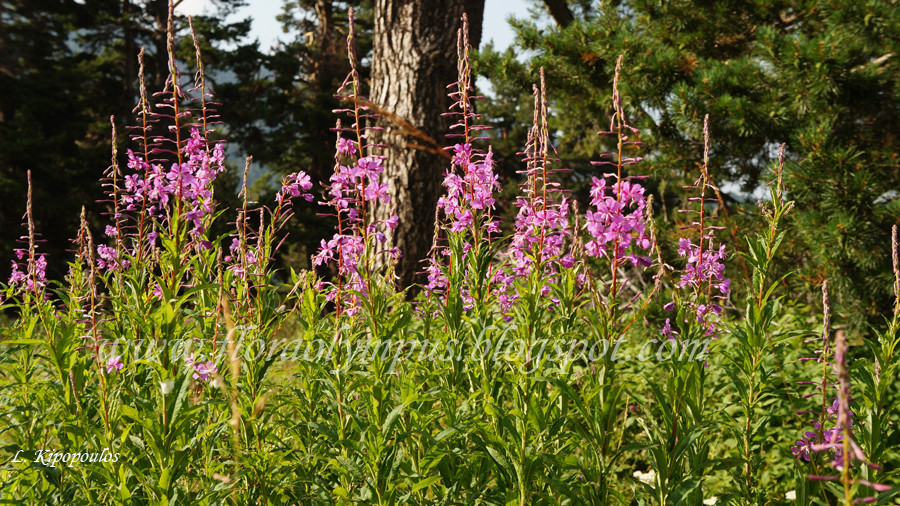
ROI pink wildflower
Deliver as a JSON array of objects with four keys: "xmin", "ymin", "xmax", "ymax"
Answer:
[{"xmin": 105, "ymin": 355, "xmax": 124, "ymax": 374}]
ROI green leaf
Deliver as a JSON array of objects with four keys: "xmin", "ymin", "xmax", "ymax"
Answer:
[
  {"xmin": 411, "ymin": 475, "xmax": 441, "ymax": 493},
  {"xmin": 382, "ymin": 402, "xmax": 406, "ymax": 437},
  {"xmin": 486, "ymin": 446, "xmax": 514, "ymax": 480}
]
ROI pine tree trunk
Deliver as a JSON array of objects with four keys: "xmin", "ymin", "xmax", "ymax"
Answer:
[{"xmin": 370, "ymin": 0, "xmax": 484, "ymax": 293}]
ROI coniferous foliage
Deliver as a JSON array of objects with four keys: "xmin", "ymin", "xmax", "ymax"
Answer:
[
  {"xmin": 0, "ymin": 0, "xmax": 108, "ymax": 281},
  {"xmin": 477, "ymin": 0, "xmax": 900, "ymax": 328},
  {"xmin": 0, "ymin": 0, "xmax": 253, "ymax": 281}
]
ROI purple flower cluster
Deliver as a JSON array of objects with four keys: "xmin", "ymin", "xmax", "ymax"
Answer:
[
  {"xmin": 501, "ymin": 72, "xmax": 575, "ymax": 312},
  {"xmin": 8, "ymin": 248, "xmax": 47, "ymax": 293},
  {"xmin": 311, "ymin": 9, "xmax": 400, "ymax": 317},
  {"xmin": 8, "ymin": 172, "xmax": 47, "ymax": 294},
  {"xmin": 96, "ymin": 244, "xmax": 130, "ymax": 272},
  {"xmin": 186, "ymin": 353, "xmax": 217, "ymax": 382},
  {"xmin": 224, "ymin": 237, "xmax": 261, "ymax": 280},
  {"xmin": 670, "ymin": 236, "xmax": 730, "ymax": 336},
  {"xmin": 105, "ymin": 355, "xmax": 124, "ymax": 375},
  {"xmin": 659, "ymin": 316, "xmax": 678, "ymax": 340},
  {"xmin": 337, "ymin": 137, "xmax": 357, "ymax": 158},
  {"xmin": 312, "ymin": 153, "xmax": 398, "ymax": 253},
  {"xmin": 499, "ymin": 204, "xmax": 571, "ymax": 314},
  {"xmin": 276, "ymin": 172, "xmax": 314, "ymax": 205},
  {"xmin": 223, "ymin": 169, "xmax": 313, "ymax": 281},
  {"xmin": 437, "ymin": 144, "xmax": 501, "ymax": 234},
  {"xmin": 792, "ymin": 284, "xmax": 889, "ymax": 501},
  {"xmin": 664, "ymin": 116, "xmax": 730, "ymax": 338},
  {"xmin": 508, "ymin": 199, "xmax": 571, "ymax": 274},
  {"xmin": 426, "ymin": 145, "xmax": 501, "ymax": 299},
  {"xmin": 425, "ymin": 16, "xmax": 501, "ymax": 303},
  {"xmin": 791, "ymin": 398, "xmax": 853, "ymax": 462},
  {"xmin": 580, "ymin": 56, "xmax": 657, "ymax": 308},
  {"xmin": 795, "ymin": 324, "xmax": 889, "ymax": 499},
  {"xmin": 325, "ymin": 155, "xmax": 392, "ymax": 209},
  {"xmin": 314, "ymin": 145, "xmax": 399, "ymax": 316},
  {"xmin": 92, "ymin": 127, "xmax": 227, "ymax": 273},
  {"xmin": 121, "ymin": 127, "xmax": 226, "ymax": 236},
  {"xmin": 584, "ymin": 176, "xmax": 652, "ymax": 265},
  {"xmin": 314, "ymin": 234, "xmax": 367, "ymax": 312},
  {"xmin": 424, "ymin": 251, "xmax": 451, "ymax": 296},
  {"xmin": 675, "ymin": 238, "xmax": 729, "ymax": 293}
]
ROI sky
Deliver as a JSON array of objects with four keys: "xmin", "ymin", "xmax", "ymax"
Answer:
[{"xmin": 178, "ymin": 0, "xmax": 533, "ymax": 52}]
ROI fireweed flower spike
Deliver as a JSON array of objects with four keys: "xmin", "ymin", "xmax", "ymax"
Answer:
[
  {"xmin": 96, "ymin": 119, "xmax": 133, "ymax": 272},
  {"xmin": 808, "ymin": 330, "xmax": 890, "ymax": 502},
  {"xmin": 893, "ymin": 224, "xmax": 899, "ymax": 314},
  {"xmin": 313, "ymin": 129, "xmax": 398, "ymax": 314},
  {"xmin": 119, "ymin": 127, "xmax": 226, "ymax": 243},
  {"xmin": 580, "ymin": 56, "xmax": 654, "ymax": 320},
  {"xmin": 95, "ymin": 117, "xmax": 130, "ymax": 273},
  {"xmin": 503, "ymin": 67, "xmax": 573, "ymax": 312},
  {"xmin": 587, "ymin": 57, "xmax": 653, "ymax": 275},
  {"xmin": 425, "ymin": 13, "xmax": 501, "ymax": 310},
  {"xmin": 114, "ymin": 10, "xmax": 228, "ymax": 270},
  {"xmin": 225, "ymin": 159, "xmax": 259, "ymax": 281},
  {"xmin": 666, "ymin": 115, "xmax": 730, "ymax": 339},
  {"xmin": 313, "ymin": 8, "xmax": 399, "ymax": 317},
  {"xmin": 793, "ymin": 281, "xmax": 838, "ymax": 461},
  {"xmin": 128, "ymin": 46, "xmax": 156, "ymax": 261},
  {"xmin": 8, "ymin": 171, "xmax": 48, "ymax": 295},
  {"xmin": 793, "ymin": 282, "xmax": 890, "ymax": 503}
]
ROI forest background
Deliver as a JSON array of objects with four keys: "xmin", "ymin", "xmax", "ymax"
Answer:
[{"xmin": 1, "ymin": 0, "xmax": 898, "ymax": 330}]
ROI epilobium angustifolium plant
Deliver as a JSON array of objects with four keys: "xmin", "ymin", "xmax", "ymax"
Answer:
[
  {"xmin": 505, "ymin": 67, "xmax": 573, "ymax": 312},
  {"xmin": 313, "ymin": 10, "xmax": 399, "ymax": 320},
  {"xmin": 791, "ymin": 282, "xmax": 891, "ymax": 503},
  {"xmin": 425, "ymin": 13, "xmax": 501, "ymax": 320},
  {"xmin": 0, "ymin": 4, "xmax": 897, "ymax": 505},
  {"xmin": 663, "ymin": 115, "xmax": 730, "ymax": 343},
  {"xmin": 7, "ymin": 171, "xmax": 47, "ymax": 296}
]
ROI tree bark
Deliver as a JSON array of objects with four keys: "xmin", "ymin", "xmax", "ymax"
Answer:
[
  {"xmin": 370, "ymin": 0, "xmax": 484, "ymax": 293},
  {"xmin": 541, "ymin": 0, "xmax": 574, "ymax": 28}
]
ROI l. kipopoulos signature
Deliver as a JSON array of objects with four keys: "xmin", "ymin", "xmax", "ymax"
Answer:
[{"xmin": 12, "ymin": 448, "xmax": 121, "ymax": 468}]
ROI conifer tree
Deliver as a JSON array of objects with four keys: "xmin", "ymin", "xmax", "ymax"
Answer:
[
  {"xmin": 479, "ymin": 0, "xmax": 900, "ymax": 326},
  {"xmin": 0, "ymin": 0, "xmax": 253, "ymax": 279}
]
